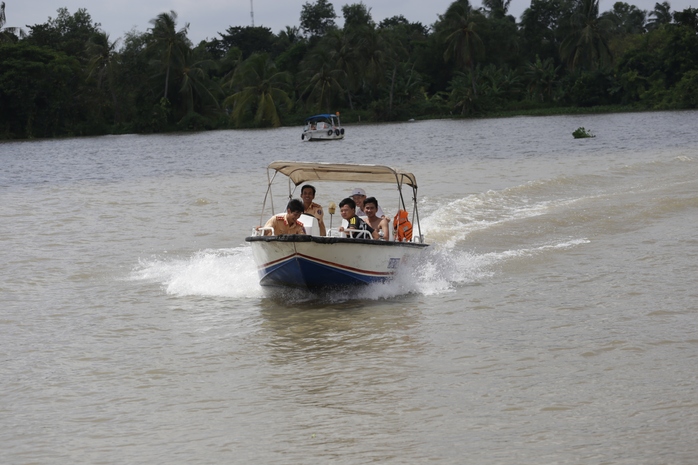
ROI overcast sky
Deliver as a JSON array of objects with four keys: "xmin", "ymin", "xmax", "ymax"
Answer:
[{"xmin": 5, "ymin": 0, "xmax": 696, "ymax": 44}]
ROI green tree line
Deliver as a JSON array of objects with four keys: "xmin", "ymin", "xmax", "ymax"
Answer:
[{"xmin": 1, "ymin": 0, "xmax": 697, "ymax": 139}]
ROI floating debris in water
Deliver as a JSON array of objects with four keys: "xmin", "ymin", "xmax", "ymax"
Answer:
[{"xmin": 573, "ymin": 127, "xmax": 596, "ymax": 139}]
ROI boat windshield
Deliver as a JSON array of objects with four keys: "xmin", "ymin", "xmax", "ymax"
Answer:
[{"xmin": 305, "ymin": 114, "xmax": 340, "ymax": 127}]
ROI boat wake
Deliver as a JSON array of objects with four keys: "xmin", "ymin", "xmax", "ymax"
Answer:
[
  {"xmin": 129, "ymin": 245, "xmax": 486, "ymax": 302},
  {"xmin": 130, "ymin": 176, "xmax": 597, "ymax": 301},
  {"xmin": 129, "ymin": 238, "xmax": 586, "ymax": 303}
]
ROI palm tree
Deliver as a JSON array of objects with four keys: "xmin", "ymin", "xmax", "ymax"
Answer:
[
  {"xmin": 0, "ymin": 1, "xmax": 26, "ymax": 42},
  {"xmin": 440, "ymin": 0, "xmax": 485, "ymax": 96},
  {"xmin": 482, "ymin": 0, "xmax": 512, "ymax": 19},
  {"xmin": 647, "ymin": 1, "xmax": 673, "ymax": 30},
  {"xmin": 559, "ymin": 0, "xmax": 614, "ymax": 71},
  {"xmin": 219, "ymin": 47, "xmax": 243, "ymax": 93},
  {"xmin": 447, "ymin": 70, "xmax": 478, "ymax": 115},
  {"xmin": 299, "ymin": 46, "xmax": 346, "ymax": 113},
  {"xmin": 179, "ymin": 48, "xmax": 219, "ymax": 116},
  {"xmin": 223, "ymin": 53, "xmax": 292, "ymax": 128},
  {"xmin": 379, "ymin": 27, "xmax": 410, "ymax": 117},
  {"xmin": 276, "ymin": 25, "xmax": 304, "ymax": 47},
  {"xmin": 357, "ymin": 25, "xmax": 388, "ymax": 99},
  {"xmin": 525, "ymin": 55, "xmax": 561, "ymax": 101},
  {"xmin": 323, "ymin": 29, "xmax": 360, "ymax": 109},
  {"xmin": 673, "ymin": 7, "xmax": 698, "ymax": 31},
  {"xmin": 601, "ymin": 2, "xmax": 647, "ymax": 35},
  {"xmin": 148, "ymin": 11, "xmax": 191, "ymax": 101},
  {"xmin": 87, "ymin": 31, "xmax": 122, "ymax": 121}
]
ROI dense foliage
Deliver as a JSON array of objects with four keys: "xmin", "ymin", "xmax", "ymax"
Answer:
[{"xmin": 1, "ymin": 0, "xmax": 697, "ymax": 139}]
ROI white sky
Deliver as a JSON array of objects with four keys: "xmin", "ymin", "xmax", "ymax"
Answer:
[{"xmin": 6, "ymin": 0, "xmax": 696, "ymax": 44}]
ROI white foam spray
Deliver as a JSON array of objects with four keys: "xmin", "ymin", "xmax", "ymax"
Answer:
[
  {"xmin": 129, "ymin": 191, "xmax": 589, "ymax": 301},
  {"xmin": 131, "ymin": 247, "xmax": 264, "ymax": 298}
]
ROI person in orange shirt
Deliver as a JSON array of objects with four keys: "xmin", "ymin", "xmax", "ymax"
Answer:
[
  {"xmin": 300, "ymin": 184, "xmax": 326, "ymax": 236},
  {"xmin": 259, "ymin": 199, "xmax": 307, "ymax": 236}
]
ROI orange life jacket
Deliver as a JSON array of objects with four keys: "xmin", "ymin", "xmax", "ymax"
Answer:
[{"xmin": 393, "ymin": 210, "xmax": 413, "ymax": 242}]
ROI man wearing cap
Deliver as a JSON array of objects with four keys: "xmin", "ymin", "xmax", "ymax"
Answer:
[{"xmin": 350, "ymin": 187, "xmax": 384, "ymax": 217}]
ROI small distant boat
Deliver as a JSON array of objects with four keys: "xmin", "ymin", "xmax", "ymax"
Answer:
[
  {"xmin": 246, "ymin": 161, "xmax": 429, "ymax": 289},
  {"xmin": 301, "ymin": 113, "xmax": 345, "ymax": 141}
]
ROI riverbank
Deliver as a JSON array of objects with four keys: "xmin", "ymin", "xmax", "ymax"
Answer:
[
  {"xmin": 286, "ymin": 103, "xmax": 672, "ymax": 130},
  {"xmin": 0, "ymin": 103, "xmax": 678, "ymax": 141}
]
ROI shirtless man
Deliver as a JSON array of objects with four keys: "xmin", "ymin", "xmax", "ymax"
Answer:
[
  {"xmin": 338, "ymin": 197, "xmax": 378, "ymax": 240},
  {"xmin": 259, "ymin": 199, "xmax": 307, "ymax": 236},
  {"xmin": 300, "ymin": 184, "xmax": 326, "ymax": 236},
  {"xmin": 363, "ymin": 197, "xmax": 389, "ymax": 240}
]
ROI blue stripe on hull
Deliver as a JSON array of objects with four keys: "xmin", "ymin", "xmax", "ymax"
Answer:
[{"xmin": 259, "ymin": 255, "xmax": 391, "ymax": 289}]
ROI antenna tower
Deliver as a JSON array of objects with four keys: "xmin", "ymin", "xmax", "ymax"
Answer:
[{"xmin": 250, "ymin": 0, "xmax": 255, "ymax": 27}]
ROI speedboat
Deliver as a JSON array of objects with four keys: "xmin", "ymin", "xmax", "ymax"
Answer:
[
  {"xmin": 301, "ymin": 113, "xmax": 345, "ymax": 141},
  {"xmin": 245, "ymin": 161, "xmax": 429, "ymax": 289}
]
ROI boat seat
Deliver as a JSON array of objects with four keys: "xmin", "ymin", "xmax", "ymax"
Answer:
[{"xmin": 299, "ymin": 213, "xmax": 316, "ymax": 236}]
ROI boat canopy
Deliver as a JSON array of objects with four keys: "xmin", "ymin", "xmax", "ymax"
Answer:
[
  {"xmin": 304, "ymin": 114, "xmax": 338, "ymax": 122},
  {"xmin": 305, "ymin": 113, "xmax": 337, "ymax": 121},
  {"xmin": 267, "ymin": 161, "xmax": 418, "ymax": 189}
]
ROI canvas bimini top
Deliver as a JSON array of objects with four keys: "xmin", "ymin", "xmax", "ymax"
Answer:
[
  {"xmin": 304, "ymin": 114, "xmax": 339, "ymax": 123},
  {"xmin": 266, "ymin": 161, "xmax": 418, "ymax": 189}
]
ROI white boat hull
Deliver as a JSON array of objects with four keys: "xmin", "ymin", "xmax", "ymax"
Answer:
[
  {"xmin": 246, "ymin": 235, "xmax": 427, "ymax": 289},
  {"xmin": 302, "ymin": 128, "xmax": 345, "ymax": 141}
]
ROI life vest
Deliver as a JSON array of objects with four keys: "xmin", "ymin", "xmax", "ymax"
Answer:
[{"xmin": 393, "ymin": 210, "xmax": 413, "ymax": 242}]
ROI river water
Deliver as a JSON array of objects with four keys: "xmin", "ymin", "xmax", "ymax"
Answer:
[{"xmin": 2, "ymin": 111, "xmax": 697, "ymax": 464}]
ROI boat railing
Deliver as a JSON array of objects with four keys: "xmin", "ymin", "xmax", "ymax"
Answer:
[
  {"xmin": 352, "ymin": 230, "xmax": 372, "ymax": 239},
  {"xmin": 326, "ymin": 228, "xmax": 344, "ymax": 237},
  {"xmin": 252, "ymin": 227, "xmax": 274, "ymax": 236},
  {"xmin": 325, "ymin": 228, "xmax": 373, "ymax": 239}
]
